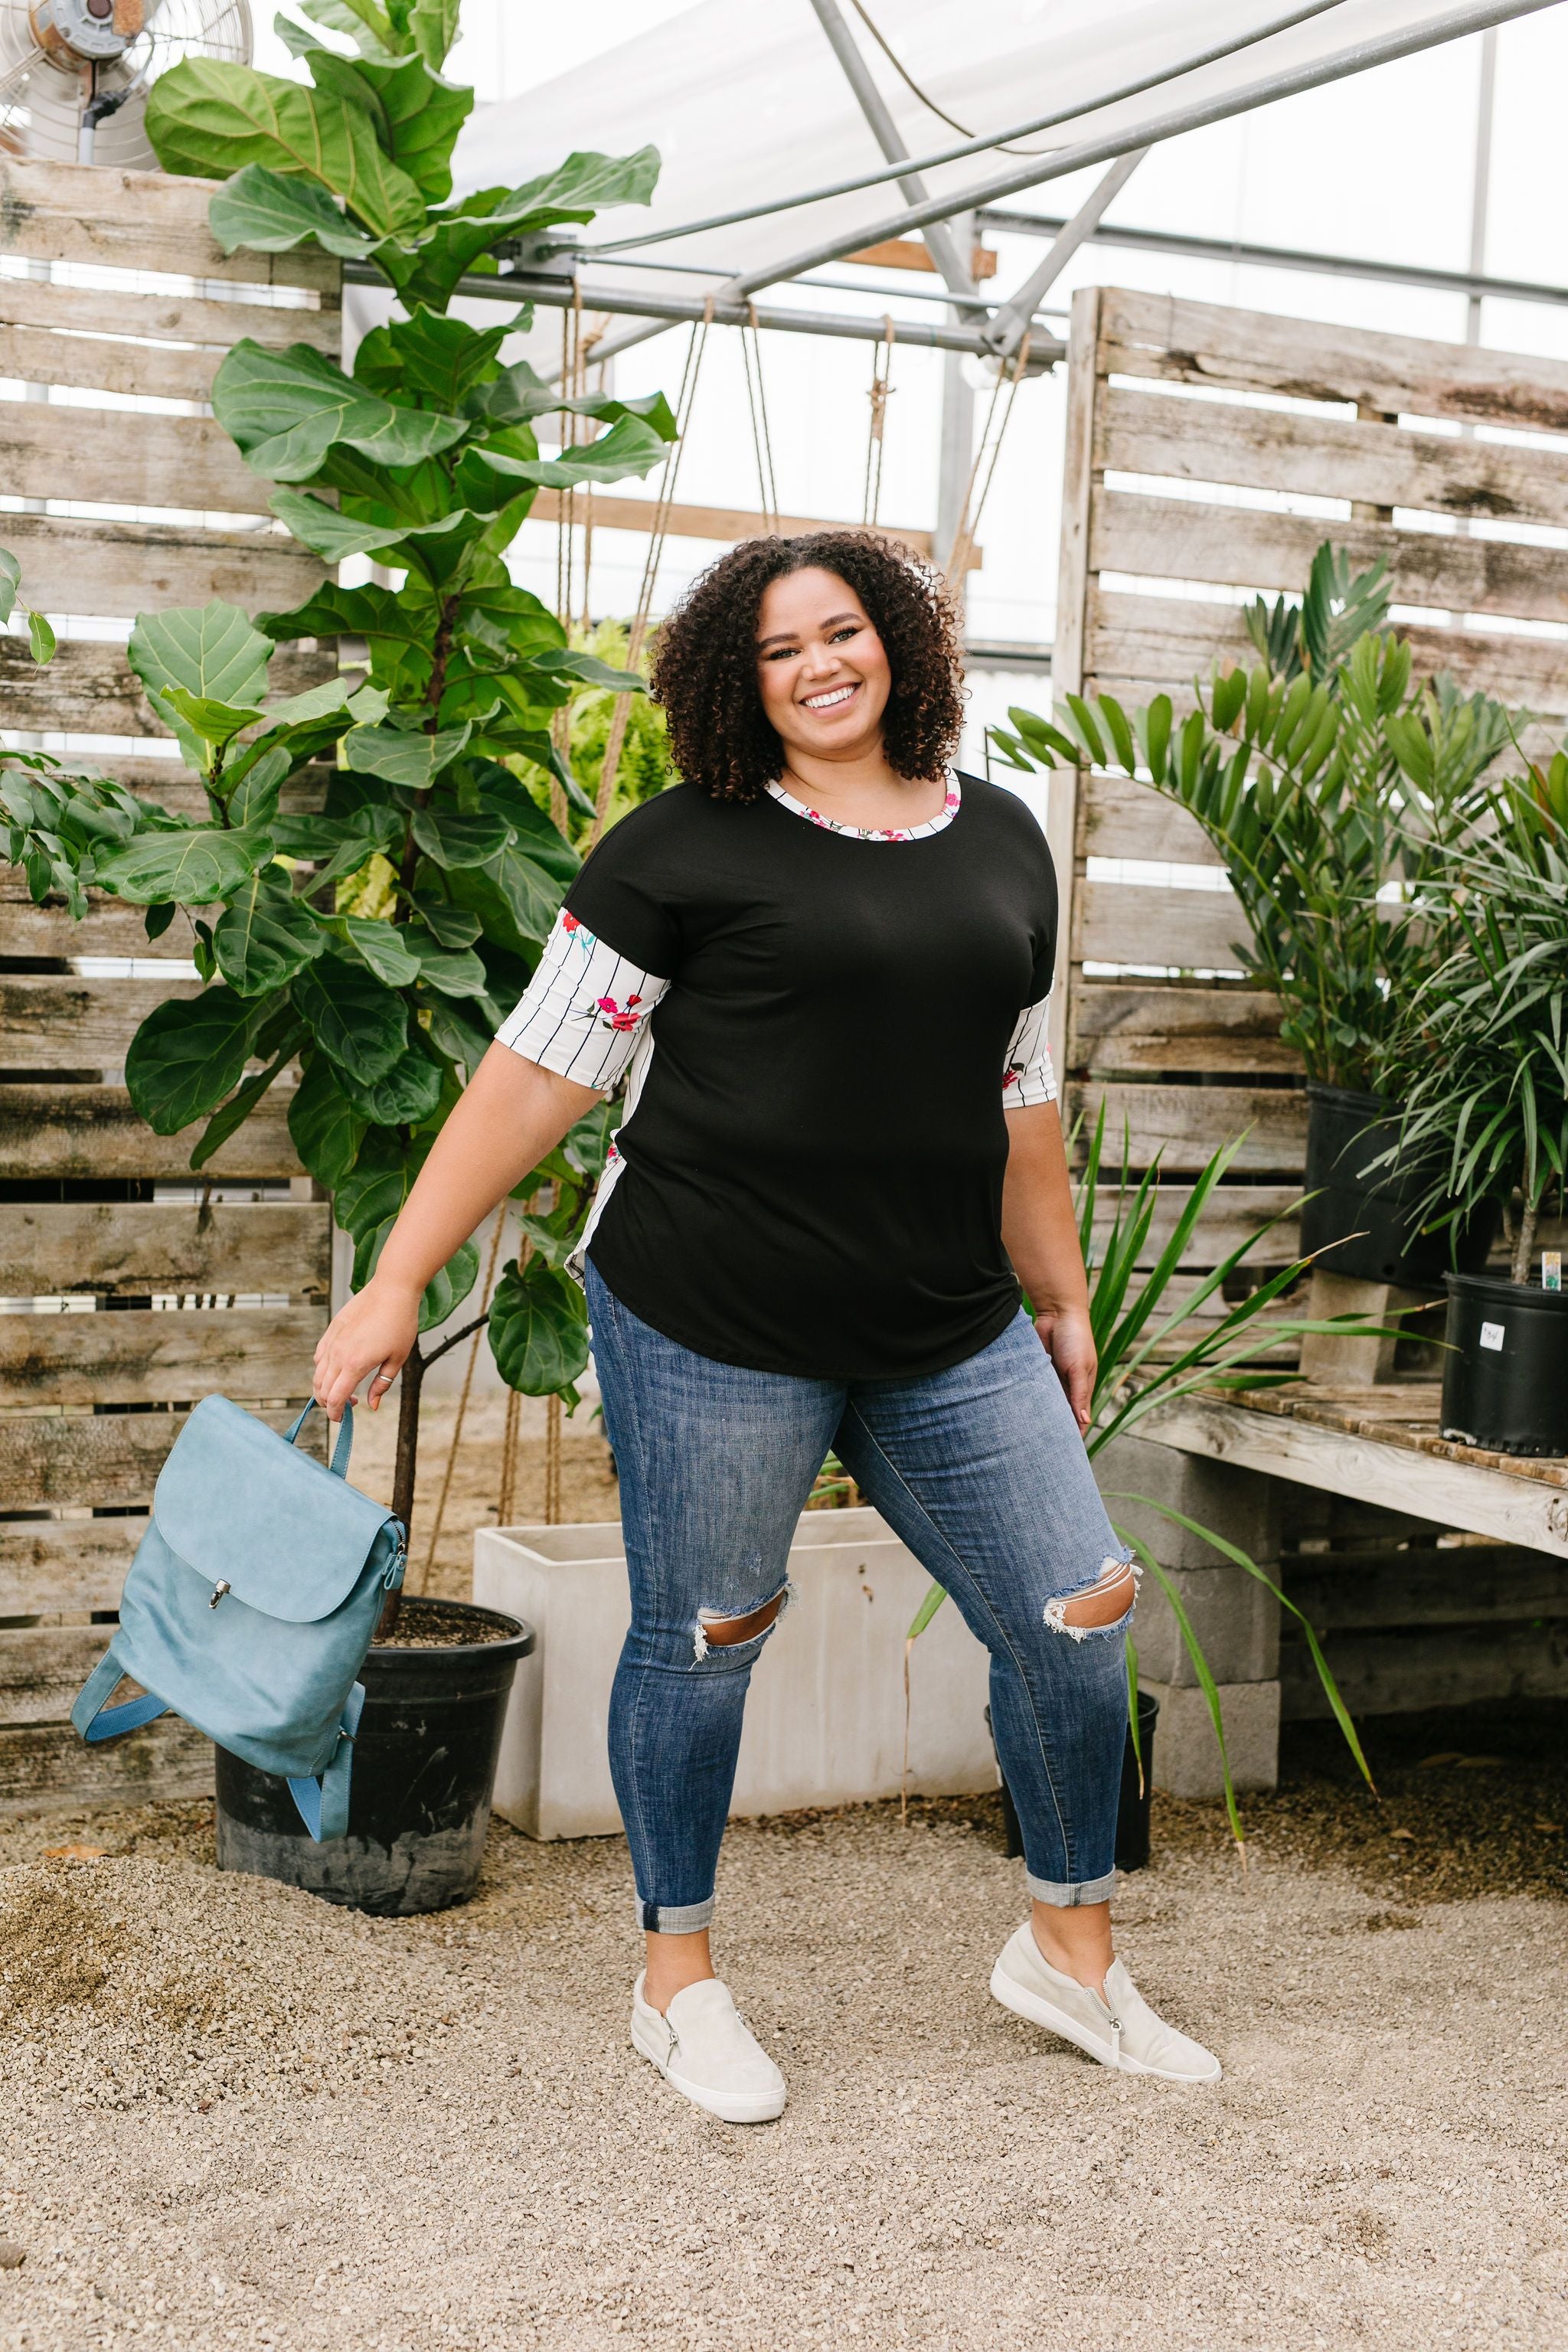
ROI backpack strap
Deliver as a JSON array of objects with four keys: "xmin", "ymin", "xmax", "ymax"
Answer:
[
  {"xmin": 283, "ymin": 1399, "xmax": 354, "ymax": 1478},
  {"xmin": 286, "ymin": 1681, "xmax": 364, "ymax": 1841},
  {"xmin": 70, "ymin": 1646, "xmax": 170, "ymax": 1743}
]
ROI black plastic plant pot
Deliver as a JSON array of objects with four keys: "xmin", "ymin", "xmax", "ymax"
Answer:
[
  {"xmin": 214, "ymin": 1597, "xmax": 534, "ymax": 1917},
  {"xmin": 990, "ymin": 1693, "xmax": 1159, "ymax": 1871},
  {"xmin": 1441, "ymin": 1272, "xmax": 1568, "ymax": 1456},
  {"xmin": 1300, "ymin": 1082, "xmax": 1498, "ymax": 1286}
]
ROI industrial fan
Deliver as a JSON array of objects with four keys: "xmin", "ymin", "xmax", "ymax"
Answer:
[{"xmin": 0, "ymin": 0, "xmax": 250, "ymax": 169}]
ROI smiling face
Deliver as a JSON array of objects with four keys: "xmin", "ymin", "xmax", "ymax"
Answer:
[{"xmin": 753, "ymin": 567, "xmax": 893, "ymax": 768}]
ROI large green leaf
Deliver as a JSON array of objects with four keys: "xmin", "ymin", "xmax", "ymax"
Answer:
[
  {"xmin": 288, "ymin": 1047, "xmax": 368, "ymax": 1188},
  {"xmin": 161, "ymin": 687, "xmax": 265, "ymax": 748},
  {"xmin": 299, "ymin": 0, "xmax": 397, "ymax": 57},
  {"xmin": 411, "ymin": 801, "xmax": 512, "ymax": 868},
  {"xmin": 270, "ymin": 803, "xmax": 403, "ymax": 889},
  {"xmin": 292, "ymin": 952, "xmax": 408, "ymax": 1081},
  {"xmin": 338, "ymin": 1041, "xmax": 444, "ymax": 1127},
  {"xmin": 322, "ymin": 912, "xmax": 423, "ymax": 988},
  {"xmin": 406, "ymin": 0, "xmax": 460, "ymax": 71},
  {"xmin": 145, "ymin": 58, "xmax": 425, "ymax": 240},
  {"xmin": 456, "ymin": 413, "xmax": 668, "ymax": 510},
  {"xmin": 335, "ymin": 1124, "xmax": 424, "ymax": 1241},
  {"xmin": 212, "ymin": 340, "xmax": 469, "ymax": 482},
  {"xmin": 129, "ymin": 601, "xmax": 271, "ymax": 707},
  {"xmin": 382, "ymin": 147, "xmax": 661, "ymax": 314},
  {"xmin": 345, "ymin": 722, "xmax": 470, "ymax": 789},
  {"xmin": 488, "ymin": 1253, "xmax": 590, "ymax": 1395},
  {"xmin": 305, "ymin": 48, "xmax": 472, "ymax": 204},
  {"xmin": 0, "ymin": 548, "xmax": 19, "ymax": 625},
  {"xmin": 92, "ymin": 822, "xmax": 274, "ymax": 905},
  {"xmin": 188, "ymin": 1024, "xmax": 305, "ymax": 1172},
  {"xmin": 467, "ymin": 364, "xmax": 676, "ymax": 443},
  {"xmin": 406, "ymin": 935, "xmax": 488, "ymax": 997},
  {"xmin": 207, "ymin": 164, "xmax": 375, "ymax": 260},
  {"xmin": 268, "ymin": 490, "xmax": 472, "ymax": 567},
  {"xmin": 213, "ymin": 870, "xmax": 325, "ymax": 993},
  {"xmin": 124, "ymin": 988, "xmax": 257, "ymax": 1135},
  {"xmin": 355, "ymin": 303, "xmax": 516, "ymax": 409}
]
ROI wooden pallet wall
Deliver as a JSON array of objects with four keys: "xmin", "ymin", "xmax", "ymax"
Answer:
[
  {"xmin": 1050, "ymin": 283, "xmax": 1568, "ymax": 1294},
  {"xmin": 0, "ymin": 159, "xmax": 339, "ymax": 1813}
]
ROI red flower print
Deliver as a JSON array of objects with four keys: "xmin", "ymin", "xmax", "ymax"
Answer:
[
  {"xmin": 561, "ymin": 911, "xmax": 581, "ymax": 933},
  {"xmin": 1003, "ymin": 1063, "xmax": 1023, "ymax": 1089},
  {"xmin": 596, "ymin": 993, "xmax": 645, "ymax": 1032}
]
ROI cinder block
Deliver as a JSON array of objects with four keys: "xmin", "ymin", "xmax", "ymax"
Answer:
[
  {"xmin": 1095, "ymin": 1431, "xmax": 1282, "ymax": 1568},
  {"xmin": 1134, "ymin": 1564, "xmax": 1280, "ymax": 1687},
  {"xmin": 1142, "ymin": 1677, "xmax": 1281, "ymax": 1798}
]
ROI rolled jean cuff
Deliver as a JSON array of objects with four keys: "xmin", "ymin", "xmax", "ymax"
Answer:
[
  {"xmin": 637, "ymin": 1894, "xmax": 714, "ymax": 1933},
  {"xmin": 1027, "ymin": 1867, "xmax": 1117, "ymax": 1907}
]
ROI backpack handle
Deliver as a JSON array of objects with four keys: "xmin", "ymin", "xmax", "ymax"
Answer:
[{"xmin": 285, "ymin": 1400, "xmax": 354, "ymax": 1478}]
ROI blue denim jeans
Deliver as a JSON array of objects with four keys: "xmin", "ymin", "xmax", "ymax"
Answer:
[{"xmin": 586, "ymin": 1261, "xmax": 1134, "ymax": 1932}]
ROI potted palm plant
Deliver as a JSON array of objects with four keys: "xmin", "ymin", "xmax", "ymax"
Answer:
[
  {"xmin": 1390, "ymin": 755, "xmax": 1568, "ymax": 1455},
  {"xmin": 991, "ymin": 544, "xmax": 1508, "ymax": 1284},
  {"xmin": 0, "ymin": 1, "xmax": 678, "ymax": 1912}
]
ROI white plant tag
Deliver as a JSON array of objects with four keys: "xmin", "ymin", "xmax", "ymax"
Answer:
[{"xmin": 1478, "ymin": 1321, "xmax": 1506, "ymax": 1352}]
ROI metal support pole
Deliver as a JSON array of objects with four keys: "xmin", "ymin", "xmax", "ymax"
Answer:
[
  {"xmin": 936, "ymin": 214, "xmax": 976, "ymax": 572},
  {"xmin": 981, "ymin": 149, "xmax": 1149, "ymax": 357},
  {"xmin": 808, "ymin": 0, "xmax": 975, "ymax": 299},
  {"xmin": 1466, "ymin": 27, "xmax": 1499, "ymax": 345}
]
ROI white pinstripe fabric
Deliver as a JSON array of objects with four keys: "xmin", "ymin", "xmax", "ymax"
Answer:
[
  {"xmin": 1003, "ymin": 996, "xmax": 1057, "ymax": 1107},
  {"xmin": 494, "ymin": 910, "xmax": 668, "ymax": 1093}
]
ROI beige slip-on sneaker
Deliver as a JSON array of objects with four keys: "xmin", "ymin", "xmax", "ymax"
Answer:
[
  {"xmin": 631, "ymin": 1971, "xmax": 788, "ymax": 2124},
  {"xmin": 990, "ymin": 1925, "xmax": 1221, "ymax": 2083}
]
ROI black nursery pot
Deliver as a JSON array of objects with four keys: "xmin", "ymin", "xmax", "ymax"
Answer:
[
  {"xmin": 991, "ymin": 1693, "xmax": 1159, "ymax": 1872},
  {"xmin": 1441, "ymin": 1272, "xmax": 1568, "ymax": 1457},
  {"xmin": 1300, "ymin": 1083, "xmax": 1498, "ymax": 1287},
  {"xmin": 214, "ymin": 1597, "xmax": 534, "ymax": 1917}
]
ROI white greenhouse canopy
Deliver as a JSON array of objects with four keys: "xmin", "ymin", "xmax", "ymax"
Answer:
[{"xmin": 455, "ymin": 0, "xmax": 1557, "ymax": 347}]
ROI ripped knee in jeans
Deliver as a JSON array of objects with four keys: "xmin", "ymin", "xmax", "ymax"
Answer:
[
  {"xmin": 1044, "ymin": 1553, "xmax": 1140, "ymax": 1643},
  {"xmin": 692, "ymin": 1579, "xmax": 792, "ymax": 1662}
]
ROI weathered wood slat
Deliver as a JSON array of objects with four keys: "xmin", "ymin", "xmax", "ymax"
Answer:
[
  {"xmin": 0, "ymin": 1086, "xmax": 302, "ymax": 1180},
  {"xmin": 0, "ymin": 1404, "xmax": 320, "ymax": 1511},
  {"xmin": 0, "ymin": 1202, "xmax": 330, "ymax": 1298},
  {"xmin": 0, "ymin": 510, "xmax": 322, "ymax": 619},
  {"xmin": 1080, "ymin": 771, "xmax": 1223, "ymax": 867},
  {"xmin": 1, "ymin": 322, "xmax": 218, "ymax": 403},
  {"xmin": 1, "ymin": 975, "xmax": 200, "ymax": 1067},
  {"xmin": 0, "ymin": 890, "xmax": 214, "ymax": 959},
  {"xmin": 1285, "ymin": 1547, "xmax": 1568, "ymax": 1631},
  {"xmin": 1, "ymin": 401, "xmax": 273, "ymax": 515},
  {"xmin": 0, "ymin": 270, "xmax": 339, "ymax": 354},
  {"xmin": 0, "ymin": 1625, "xmax": 127, "ymax": 1726},
  {"xmin": 1067, "ymin": 1081, "xmax": 1307, "ymax": 1174},
  {"xmin": 1101, "ymin": 383, "xmax": 1568, "ymax": 533},
  {"xmin": 1091, "ymin": 493, "xmax": 1568, "ymax": 640},
  {"xmin": 0, "ymin": 1304, "xmax": 325, "ymax": 1405},
  {"xmin": 1074, "ymin": 875, "xmax": 1253, "ymax": 972},
  {"xmin": 1070, "ymin": 981, "xmax": 1299, "ymax": 1076},
  {"xmin": 0, "ymin": 1713, "xmax": 212, "ymax": 1812},
  {"xmin": 1280, "ymin": 1619, "xmax": 1568, "ymax": 1719},
  {"xmin": 1142, "ymin": 1392, "xmax": 1568, "ymax": 1557},
  {"xmin": 1085, "ymin": 585, "xmax": 1568, "ymax": 714},
  {"xmin": 0, "ymin": 1517, "xmax": 142, "ymax": 1617},
  {"xmin": 0, "ymin": 158, "xmax": 338, "ymax": 291},
  {"xmin": 0, "ymin": 638, "xmax": 332, "ymax": 740},
  {"xmin": 1099, "ymin": 285, "xmax": 1568, "ymax": 434},
  {"xmin": 1089, "ymin": 1183, "xmax": 1302, "ymax": 1268}
]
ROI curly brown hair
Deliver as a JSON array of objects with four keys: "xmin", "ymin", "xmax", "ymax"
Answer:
[{"xmin": 647, "ymin": 531, "xmax": 965, "ymax": 802}]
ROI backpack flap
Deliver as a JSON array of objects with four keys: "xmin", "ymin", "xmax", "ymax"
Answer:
[{"xmin": 151, "ymin": 1394, "xmax": 400, "ymax": 1621}]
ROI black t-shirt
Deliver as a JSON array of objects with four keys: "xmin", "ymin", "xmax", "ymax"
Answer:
[{"xmin": 495, "ymin": 772, "xmax": 1058, "ymax": 1379}]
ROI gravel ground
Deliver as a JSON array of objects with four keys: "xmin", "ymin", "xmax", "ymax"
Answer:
[{"xmin": 2, "ymin": 1713, "xmax": 1566, "ymax": 2352}]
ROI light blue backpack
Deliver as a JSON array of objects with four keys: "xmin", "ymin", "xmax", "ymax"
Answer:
[{"xmin": 71, "ymin": 1396, "xmax": 406, "ymax": 1839}]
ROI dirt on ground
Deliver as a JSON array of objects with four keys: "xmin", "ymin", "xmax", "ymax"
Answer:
[{"xmin": 2, "ymin": 1701, "xmax": 1565, "ymax": 2352}]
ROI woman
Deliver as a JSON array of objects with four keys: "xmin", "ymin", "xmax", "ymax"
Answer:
[{"xmin": 313, "ymin": 531, "xmax": 1220, "ymax": 2121}]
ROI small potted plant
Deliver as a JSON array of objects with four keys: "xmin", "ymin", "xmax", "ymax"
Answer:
[
  {"xmin": 991, "ymin": 544, "xmax": 1507, "ymax": 1283},
  {"xmin": 1390, "ymin": 756, "xmax": 1568, "ymax": 1455}
]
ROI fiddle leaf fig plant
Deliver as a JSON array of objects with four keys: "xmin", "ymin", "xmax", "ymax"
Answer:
[{"xmin": 0, "ymin": 6, "xmax": 677, "ymax": 1541}]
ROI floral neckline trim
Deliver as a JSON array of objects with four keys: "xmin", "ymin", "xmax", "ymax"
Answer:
[{"xmin": 765, "ymin": 773, "xmax": 961, "ymax": 842}]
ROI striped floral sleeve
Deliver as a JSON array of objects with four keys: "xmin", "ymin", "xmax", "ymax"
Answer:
[
  {"xmin": 1001, "ymin": 995, "xmax": 1058, "ymax": 1106},
  {"xmin": 494, "ymin": 907, "xmax": 668, "ymax": 1092}
]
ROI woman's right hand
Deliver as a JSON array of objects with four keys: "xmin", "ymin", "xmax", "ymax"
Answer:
[{"xmin": 312, "ymin": 1274, "xmax": 423, "ymax": 1421}]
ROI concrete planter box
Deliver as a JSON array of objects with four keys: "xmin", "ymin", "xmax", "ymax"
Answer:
[{"xmin": 473, "ymin": 1507, "xmax": 995, "ymax": 1839}]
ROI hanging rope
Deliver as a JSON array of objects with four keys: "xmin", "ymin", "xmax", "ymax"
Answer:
[
  {"xmin": 585, "ymin": 299, "xmax": 714, "ymax": 851},
  {"xmin": 740, "ymin": 299, "xmax": 781, "ymax": 534},
  {"xmin": 861, "ymin": 315, "xmax": 896, "ymax": 529},
  {"xmin": 544, "ymin": 1393, "xmax": 564, "ymax": 1524},
  {"xmin": 497, "ymin": 1382, "xmax": 522, "ymax": 1529},
  {"xmin": 943, "ymin": 332, "xmax": 1032, "ymax": 593},
  {"xmin": 412, "ymin": 1207, "xmax": 511, "ymax": 1593}
]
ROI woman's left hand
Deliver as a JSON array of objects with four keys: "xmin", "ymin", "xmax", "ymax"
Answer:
[{"xmin": 1033, "ymin": 1305, "xmax": 1096, "ymax": 1436}]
